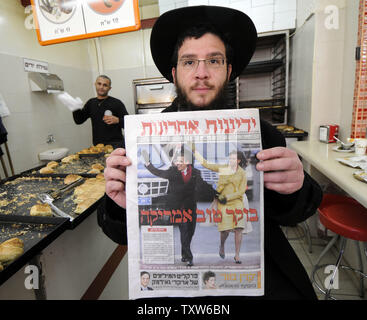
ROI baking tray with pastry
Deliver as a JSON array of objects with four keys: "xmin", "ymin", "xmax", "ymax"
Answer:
[
  {"xmin": 0, "ymin": 214, "xmax": 69, "ymax": 286},
  {"xmin": 0, "ymin": 174, "xmax": 106, "ymax": 229},
  {"xmin": 276, "ymin": 125, "xmax": 309, "ymax": 138},
  {"xmin": 24, "ymin": 154, "xmax": 107, "ymax": 176},
  {"xmin": 50, "ymin": 173, "xmax": 106, "ymax": 229}
]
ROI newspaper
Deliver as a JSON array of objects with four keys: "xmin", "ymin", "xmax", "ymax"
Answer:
[{"xmin": 125, "ymin": 108, "xmax": 264, "ymax": 299}]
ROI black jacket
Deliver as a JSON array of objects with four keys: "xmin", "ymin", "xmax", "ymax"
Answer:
[
  {"xmin": 98, "ymin": 103, "xmax": 323, "ymax": 300},
  {"xmin": 145, "ymin": 163, "xmax": 215, "ymax": 212}
]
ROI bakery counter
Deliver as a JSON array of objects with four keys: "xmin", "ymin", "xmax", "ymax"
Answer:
[
  {"xmin": 290, "ymin": 140, "xmax": 367, "ymax": 208},
  {"xmin": 0, "ymin": 145, "xmax": 112, "ymax": 292},
  {"xmin": 0, "ymin": 209, "xmax": 120, "ymax": 299}
]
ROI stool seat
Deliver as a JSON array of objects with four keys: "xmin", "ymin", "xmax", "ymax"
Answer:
[{"xmin": 318, "ymin": 194, "xmax": 367, "ymax": 242}]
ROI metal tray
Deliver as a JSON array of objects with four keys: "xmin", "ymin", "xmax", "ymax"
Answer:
[
  {"xmin": 0, "ymin": 214, "xmax": 69, "ymax": 286},
  {"xmin": 22, "ymin": 155, "xmax": 106, "ymax": 175},
  {"xmin": 0, "ymin": 175, "xmax": 104, "ymax": 229}
]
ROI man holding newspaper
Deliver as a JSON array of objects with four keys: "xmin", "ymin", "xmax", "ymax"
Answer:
[{"xmin": 101, "ymin": 6, "xmax": 322, "ymax": 299}]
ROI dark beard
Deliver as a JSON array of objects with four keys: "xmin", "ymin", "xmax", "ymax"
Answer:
[{"xmin": 175, "ymin": 79, "xmax": 229, "ymax": 112}]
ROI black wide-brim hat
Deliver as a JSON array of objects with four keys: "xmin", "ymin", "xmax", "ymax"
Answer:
[{"xmin": 150, "ymin": 5, "xmax": 257, "ymax": 82}]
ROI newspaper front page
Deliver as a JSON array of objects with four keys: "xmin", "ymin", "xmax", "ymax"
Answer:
[{"xmin": 125, "ymin": 109, "xmax": 264, "ymax": 299}]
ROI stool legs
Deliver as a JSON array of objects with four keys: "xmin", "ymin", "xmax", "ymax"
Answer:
[
  {"xmin": 311, "ymin": 234, "xmax": 339, "ymax": 299},
  {"xmin": 302, "ymin": 221, "xmax": 312, "ymax": 253},
  {"xmin": 325, "ymin": 237, "xmax": 346, "ymax": 300},
  {"xmin": 355, "ymin": 241, "xmax": 365, "ymax": 298}
]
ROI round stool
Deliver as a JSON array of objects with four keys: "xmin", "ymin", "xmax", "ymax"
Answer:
[{"xmin": 312, "ymin": 194, "xmax": 367, "ymax": 300}]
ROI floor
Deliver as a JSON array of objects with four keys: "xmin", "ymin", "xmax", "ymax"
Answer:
[{"xmin": 283, "ymin": 225, "xmax": 366, "ymax": 300}]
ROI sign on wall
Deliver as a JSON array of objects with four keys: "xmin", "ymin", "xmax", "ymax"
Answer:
[
  {"xmin": 31, "ymin": 0, "xmax": 141, "ymax": 46},
  {"xmin": 23, "ymin": 58, "xmax": 49, "ymax": 73}
]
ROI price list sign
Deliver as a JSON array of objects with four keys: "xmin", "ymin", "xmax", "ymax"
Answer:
[{"xmin": 31, "ymin": 0, "xmax": 141, "ymax": 46}]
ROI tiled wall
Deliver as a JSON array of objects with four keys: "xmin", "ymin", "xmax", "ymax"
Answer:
[
  {"xmin": 159, "ymin": 0, "xmax": 297, "ymax": 33},
  {"xmin": 351, "ymin": 0, "xmax": 367, "ymax": 139},
  {"xmin": 0, "ymin": 2, "xmax": 96, "ymax": 177}
]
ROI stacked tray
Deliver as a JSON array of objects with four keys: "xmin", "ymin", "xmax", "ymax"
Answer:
[
  {"xmin": 0, "ymin": 148, "xmax": 109, "ymax": 284},
  {"xmin": 0, "ymin": 215, "xmax": 69, "ymax": 286},
  {"xmin": 23, "ymin": 153, "xmax": 107, "ymax": 176},
  {"xmin": 0, "ymin": 175, "xmax": 105, "ymax": 229}
]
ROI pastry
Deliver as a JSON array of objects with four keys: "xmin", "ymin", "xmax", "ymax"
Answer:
[
  {"xmin": 91, "ymin": 163, "xmax": 104, "ymax": 171},
  {"xmin": 96, "ymin": 173, "xmax": 105, "ymax": 180},
  {"xmin": 96, "ymin": 144, "xmax": 105, "ymax": 148},
  {"xmin": 0, "ymin": 238, "xmax": 24, "ymax": 263},
  {"xmin": 47, "ymin": 161, "xmax": 58, "ymax": 169},
  {"xmin": 30, "ymin": 203, "xmax": 52, "ymax": 217},
  {"xmin": 104, "ymin": 145, "xmax": 113, "ymax": 153},
  {"xmin": 74, "ymin": 198, "xmax": 97, "ymax": 214},
  {"xmin": 61, "ymin": 154, "xmax": 79, "ymax": 163},
  {"xmin": 39, "ymin": 166, "xmax": 54, "ymax": 174},
  {"xmin": 64, "ymin": 174, "xmax": 82, "ymax": 185},
  {"xmin": 88, "ymin": 168, "xmax": 101, "ymax": 174}
]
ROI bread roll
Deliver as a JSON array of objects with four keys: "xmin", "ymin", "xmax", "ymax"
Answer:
[
  {"xmin": 96, "ymin": 173, "xmax": 105, "ymax": 180},
  {"xmin": 47, "ymin": 161, "xmax": 58, "ymax": 169},
  {"xmin": 91, "ymin": 163, "xmax": 104, "ymax": 171},
  {"xmin": 61, "ymin": 154, "xmax": 79, "ymax": 163},
  {"xmin": 39, "ymin": 166, "xmax": 54, "ymax": 174},
  {"xmin": 64, "ymin": 174, "xmax": 82, "ymax": 185},
  {"xmin": 96, "ymin": 144, "xmax": 104, "ymax": 148},
  {"xmin": 0, "ymin": 238, "xmax": 24, "ymax": 263},
  {"xmin": 87, "ymin": 168, "xmax": 100, "ymax": 174},
  {"xmin": 104, "ymin": 145, "xmax": 113, "ymax": 153},
  {"xmin": 30, "ymin": 203, "xmax": 52, "ymax": 217}
]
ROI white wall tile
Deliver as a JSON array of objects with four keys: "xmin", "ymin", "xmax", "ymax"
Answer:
[
  {"xmin": 159, "ymin": 3, "xmax": 176, "ymax": 15},
  {"xmin": 274, "ymin": 10, "xmax": 296, "ymax": 30},
  {"xmin": 177, "ymin": 1, "xmax": 191, "ymax": 8},
  {"xmin": 209, "ymin": 0, "xmax": 230, "ymax": 5},
  {"xmin": 274, "ymin": 0, "xmax": 297, "ymax": 13},
  {"xmin": 251, "ymin": 0, "xmax": 274, "ymax": 7},
  {"xmin": 188, "ymin": 0, "xmax": 209, "ymax": 5}
]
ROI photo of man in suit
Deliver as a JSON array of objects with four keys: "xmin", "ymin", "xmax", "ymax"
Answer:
[
  {"xmin": 140, "ymin": 271, "xmax": 153, "ymax": 291},
  {"xmin": 141, "ymin": 147, "xmax": 217, "ymax": 267}
]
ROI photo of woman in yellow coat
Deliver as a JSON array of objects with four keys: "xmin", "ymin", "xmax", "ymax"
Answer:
[{"xmin": 193, "ymin": 148, "xmax": 248, "ymax": 264}]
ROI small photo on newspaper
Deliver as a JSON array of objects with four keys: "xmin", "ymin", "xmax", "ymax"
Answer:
[{"xmin": 125, "ymin": 109, "xmax": 264, "ymax": 299}]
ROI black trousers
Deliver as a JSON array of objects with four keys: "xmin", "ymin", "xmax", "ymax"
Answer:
[{"xmin": 178, "ymin": 209, "xmax": 197, "ymax": 261}]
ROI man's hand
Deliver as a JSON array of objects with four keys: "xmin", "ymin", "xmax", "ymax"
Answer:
[
  {"xmin": 57, "ymin": 92, "xmax": 83, "ymax": 112},
  {"xmin": 256, "ymin": 147, "xmax": 304, "ymax": 195},
  {"xmin": 104, "ymin": 148, "xmax": 132, "ymax": 208},
  {"xmin": 218, "ymin": 194, "xmax": 227, "ymax": 205},
  {"xmin": 103, "ymin": 115, "xmax": 119, "ymax": 125}
]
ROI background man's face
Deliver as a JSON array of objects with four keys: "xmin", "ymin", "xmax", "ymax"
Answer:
[
  {"xmin": 172, "ymin": 33, "xmax": 232, "ymax": 108},
  {"xmin": 141, "ymin": 273, "xmax": 150, "ymax": 287},
  {"xmin": 95, "ymin": 77, "xmax": 111, "ymax": 97}
]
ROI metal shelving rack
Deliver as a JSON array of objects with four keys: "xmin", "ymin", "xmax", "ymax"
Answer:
[{"xmin": 235, "ymin": 30, "xmax": 290, "ymax": 125}]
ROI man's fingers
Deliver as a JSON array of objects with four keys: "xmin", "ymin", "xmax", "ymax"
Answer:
[
  {"xmin": 106, "ymin": 179, "xmax": 125, "ymax": 194},
  {"xmin": 263, "ymin": 170, "xmax": 304, "ymax": 184},
  {"xmin": 104, "ymin": 167, "xmax": 127, "ymax": 183},
  {"xmin": 256, "ymin": 157, "xmax": 301, "ymax": 172},
  {"xmin": 256, "ymin": 147, "xmax": 294, "ymax": 161}
]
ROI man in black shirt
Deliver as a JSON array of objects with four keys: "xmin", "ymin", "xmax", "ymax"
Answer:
[{"xmin": 58, "ymin": 75, "xmax": 128, "ymax": 149}]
